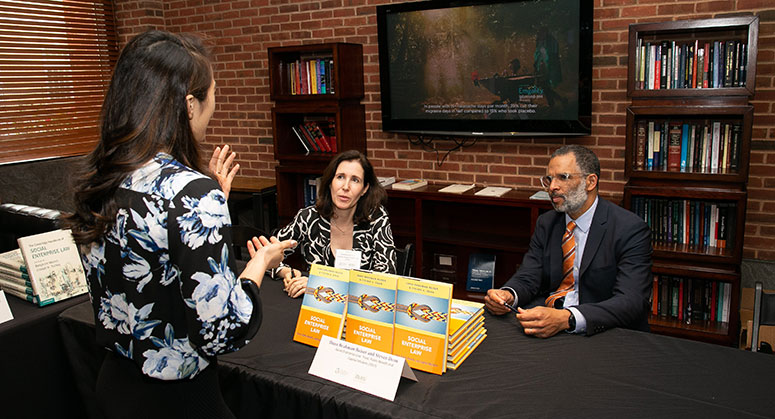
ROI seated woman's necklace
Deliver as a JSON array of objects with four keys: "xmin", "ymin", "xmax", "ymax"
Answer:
[{"xmin": 331, "ymin": 216, "xmax": 352, "ymax": 234}]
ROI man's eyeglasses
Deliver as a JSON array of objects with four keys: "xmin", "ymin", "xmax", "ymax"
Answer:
[{"xmin": 539, "ymin": 173, "xmax": 587, "ymax": 189}]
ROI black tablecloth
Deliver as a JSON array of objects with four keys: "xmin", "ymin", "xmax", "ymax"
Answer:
[
  {"xmin": 59, "ymin": 280, "xmax": 775, "ymax": 418},
  {"xmin": 0, "ymin": 294, "xmax": 89, "ymax": 419}
]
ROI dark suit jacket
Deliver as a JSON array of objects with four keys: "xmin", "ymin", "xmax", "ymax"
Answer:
[{"xmin": 503, "ymin": 197, "xmax": 652, "ymax": 335}]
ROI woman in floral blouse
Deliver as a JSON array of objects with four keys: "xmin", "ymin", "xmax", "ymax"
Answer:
[
  {"xmin": 66, "ymin": 30, "xmax": 294, "ymax": 418},
  {"xmin": 276, "ymin": 150, "xmax": 397, "ymax": 298}
]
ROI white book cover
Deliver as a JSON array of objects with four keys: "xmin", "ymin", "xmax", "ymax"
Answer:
[
  {"xmin": 475, "ymin": 187, "xmax": 511, "ymax": 197},
  {"xmin": 0, "ymin": 248, "xmax": 27, "ymax": 273},
  {"xmin": 438, "ymin": 184, "xmax": 475, "ymax": 194},
  {"xmin": 17, "ymin": 229, "xmax": 89, "ymax": 306},
  {"xmin": 378, "ymin": 176, "xmax": 396, "ymax": 187}
]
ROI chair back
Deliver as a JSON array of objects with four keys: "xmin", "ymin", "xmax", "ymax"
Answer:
[
  {"xmin": 395, "ymin": 242, "xmax": 415, "ymax": 277},
  {"xmin": 751, "ymin": 281, "xmax": 775, "ymax": 352},
  {"xmin": 231, "ymin": 224, "xmax": 269, "ymax": 261}
]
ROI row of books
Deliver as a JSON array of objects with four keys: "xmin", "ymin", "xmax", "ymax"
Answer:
[
  {"xmin": 0, "ymin": 230, "xmax": 89, "ymax": 307},
  {"xmin": 285, "ymin": 56, "xmax": 335, "ymax": 95},
  {"xmin": 631, "ymin": 197, "xmax": 735, "ymax": 250},
  {"xmin": 293, "ymin": 264, "xmax": 486, "ymax": 375},
  {"xmin": 291, "ymin": 119, "xmax": 338, "ymax": 154},
  {"xmin": 650, "ymin": 275, "xmax": 731, "ymax": 324},
  {"xmin": 635, "ymin": 39, "xmax": 747, "ymax": 90},
  {"xmin": 633, "ymin": 120, "xmax": 741, "ymax": 174}
]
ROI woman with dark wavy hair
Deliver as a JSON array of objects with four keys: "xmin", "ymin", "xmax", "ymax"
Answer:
[
  {"xmin": 65, "ymin": 30, "xmax": 294, "ymax": 418},
  {"xmin": 275, "ymin": 150, "xmax": 397, "ymax": 297}
]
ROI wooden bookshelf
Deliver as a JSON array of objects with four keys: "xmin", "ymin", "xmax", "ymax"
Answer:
[
  {"xmin": 385, "ymin": 185, "xmax": 552, "ymax": 301},
  {"xmin": 624, "ymin": 16, "xmax": 759, "ymax": 346},
  {"xmin": 267, "ymin": 43, "xmax": 366, "ymax": 223}
]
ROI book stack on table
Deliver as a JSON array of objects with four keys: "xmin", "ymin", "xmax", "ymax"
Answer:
[
  {"xmin": 0, "ymin": 248, "xmax": 42, "ymax": 305},
  {"xmin": 292, "ymin": 264, "xmax": 487, "ymax": 375},
  {"xmin": 0, "ymin": 230, "xmax": 89, "ymax": 307},
  {"xmin": 447, "ymin": 299, "xmax": 487, "ymax": 370}
]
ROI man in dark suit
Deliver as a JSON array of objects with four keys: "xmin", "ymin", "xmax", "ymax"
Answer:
[{"xmin": 485, "ymin": 145, "xmax": 652, "ymax": 337}]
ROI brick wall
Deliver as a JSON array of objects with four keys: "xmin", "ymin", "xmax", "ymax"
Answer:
[{"xmin": 113, "ymin": 0, "xmax": 775, "ymax": 261}]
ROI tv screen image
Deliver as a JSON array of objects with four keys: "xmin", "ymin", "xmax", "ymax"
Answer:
[{"xmin": 377, "ymin": 0, "xmax": 593, "ymax": 137}]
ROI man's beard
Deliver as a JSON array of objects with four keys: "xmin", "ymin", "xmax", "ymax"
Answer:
[{"xmin": 550, "ymin": 180, "xmax": 588, "ymax": 214}]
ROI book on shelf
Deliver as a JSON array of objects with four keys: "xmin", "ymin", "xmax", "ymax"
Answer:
[
  {"xmin": 667, "ymin": 122, "xmax": 681, "ymax": 171},
  {"xmin": 16, "ymin": 229, "xmax": 89, "ymax": 306},
  {"xmin": 301, "ymin": 123, "xmax": 330, "ymax": 153},
  {"xmin": 466, "ymin": 253, "xmax": 495, "ymax": 292},
  {"xmin": 293, "ymin": 263, "xmax": 350, "ymax": 348},
  {"xmin": 344, "ymin": 270, "xmax": 398, "ymax": 353},
  {"xmin": 392, "ymin": 275, "xmax": 452, "ymax": 375},
  {"xmin": 290, "ymin": 125, "xmax": 312, "ymax": 154},
  {"xmin": 529, "ymin": 190, "xmax": 550, "ymax": 200},
  {"xmin": 438, "ymin": 184, "xmax": 475, "ymax": 194},
  {"xmin": 377, "ymin": 176, "xmax": 395, "ymax": 187},
  {"xmin": 391, "ymin": 179, "xmax": 427, "ymax": 191},
  {"xmin": 474, "ymin": 186, "xmax": 510, "ymax": 197},
  {"xmin": 635, "ymin": 37, "xmax": 747, "ymax": 90}
]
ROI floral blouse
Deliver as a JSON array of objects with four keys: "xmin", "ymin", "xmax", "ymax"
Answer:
[
  {"xmin": 81, "ymin": 153, "xmax": 261, "ymax": 381},
  {"xmin": 275, "ymin": 205, "xmax": 396, "ymax": 274}
]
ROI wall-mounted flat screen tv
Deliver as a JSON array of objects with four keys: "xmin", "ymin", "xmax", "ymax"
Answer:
[{"xmin": 377, "ymin": 0, "xmax": 593, "ymax": 137}]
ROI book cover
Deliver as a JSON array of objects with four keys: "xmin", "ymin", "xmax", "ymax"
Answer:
[
  {"xmin": 293, "ymin": 263, "xmax": 350, "ymax": 348},
  {"xmin": 392, "ymin": 179, "xmax": 428, "ymax": 191},
  {"xmin": 17, "ymin": 229, "xmax": 89, "ymax": 306},
  {"xmin": 0, "ymin": 276, "xmax": 35, "ymax": 295},
  {"xmin": 474, "ymin": 186, "xmax": 511, "ymax": 197},
  {"xmin": 344, "ymin": 270, "xmax": 398, "ymax": 354},
  {"xmin": 448, "ymin": 298, "xmax": 484, "ymax": 342},
  {"xmin": 377, "ymin": 176, "xmax": 396, "ymax": 187},
  {"xmin": 438, "ymin": 184, "xmax": 475, "ymax": 194},
  {"xmin": 0, "ymin": 248, "xmax": 27, "ymax": 273},
  {"xmin": 392, "ymin": 276, "xmax": 452, "ymax": 375},
  {"xmin": 466, "ymin": 253, "xmax": 495, "ymax": 292}
]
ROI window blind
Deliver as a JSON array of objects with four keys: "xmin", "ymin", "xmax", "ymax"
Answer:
[{"xmin": 0, "ymin": 0, "xmax": 117, "ymax": 164}]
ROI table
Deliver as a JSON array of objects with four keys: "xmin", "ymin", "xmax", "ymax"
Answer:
[
  {"xmin": 0, "ymin": 294, "xmax": 89, "ymax": 419},
  {"xmin": 59, "ymin": 280, "xmax": 775, "ymax": 418},
  {"xmin": 229, "ymin": 176, "xmax": 277, "ymax": 233}
]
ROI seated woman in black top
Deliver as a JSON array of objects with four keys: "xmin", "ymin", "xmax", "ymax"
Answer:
[{"xmin": 275, "ymin": 150, "xmax": 397, "ymax": 297}]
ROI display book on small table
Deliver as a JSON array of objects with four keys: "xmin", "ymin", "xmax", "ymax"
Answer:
[
  {"xmin": 0, "ymin": 229, "xmax": 88, "ymax": 306},
  {"xmin": 292, "ymin": 263, "xmax": 486, "ymax": 374}
]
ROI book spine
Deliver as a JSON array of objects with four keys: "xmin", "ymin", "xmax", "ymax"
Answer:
[
  {"xmin": 635, "ymin": 120, "xmax": 646, "ymax": 171},
  {"xmin": 2, "ymin": 286, "xmax": 41, "ymax": 305},
  {"xmin": 667, "ymin": 122, "xmax": 681, "ymax": 171}
]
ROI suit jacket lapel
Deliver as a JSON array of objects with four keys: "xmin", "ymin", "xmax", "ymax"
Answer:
[
  {"xmin": 549, "ymin": 213, "xmax": 566, "ymax": 290},
  {"xmin": 579, "ymin": 199, "xmax": 608, "ymax": 279}
]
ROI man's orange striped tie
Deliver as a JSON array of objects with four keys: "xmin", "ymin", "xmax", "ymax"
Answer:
[{"xmin": 546, "ymin": 220, "xmax": 577, "ymax": 308}]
